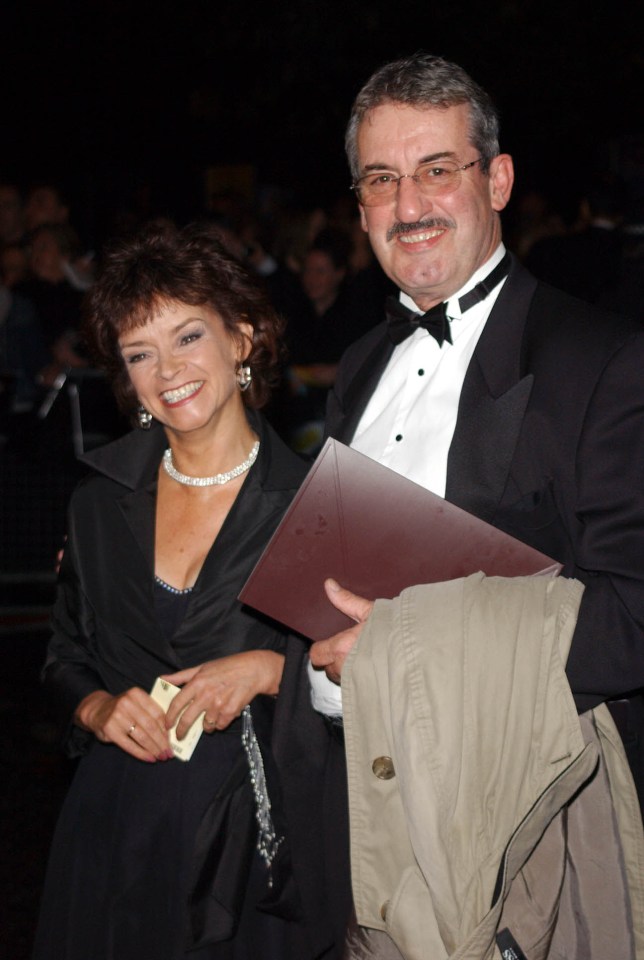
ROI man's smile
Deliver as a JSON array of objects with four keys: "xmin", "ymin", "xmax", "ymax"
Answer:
[
  {"xmin": 399, "ymin": 227, "xmax": 446, "ymax": 244},
  {"xmin": 386, "ymin": 218, "xmax": 455, "ymax": 244}
]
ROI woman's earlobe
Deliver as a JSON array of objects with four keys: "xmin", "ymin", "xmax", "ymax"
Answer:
[{"xmin": 237, "ymin": 322, "xmax": 254, "ymax": 363}]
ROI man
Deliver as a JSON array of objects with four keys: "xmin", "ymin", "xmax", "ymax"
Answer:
[
  {"xmin": 23, "ymin": 183, "xmax": 70, "ymax": 233},
  {"xmin": 308, "ymin": 52, "xmax": 644, "ymax": 953}
]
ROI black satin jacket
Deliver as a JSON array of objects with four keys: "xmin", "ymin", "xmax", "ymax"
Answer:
[
  {"xmin": 40, "ymin": 415, "xmax": 341, "ymax": 957},
  {"xmin": 44, "ymin": 412, "xmax": 309, "ymax": 753}
]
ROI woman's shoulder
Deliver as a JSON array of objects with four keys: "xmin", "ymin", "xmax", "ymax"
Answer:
[
  {"xmin": 79, "ymin": 425, "xmax": 165, "ymax": 487},
  {"xmin": 67, "ymin": 427, "xmax": 163, "ymax": 517},
  {"xmin": 67, "ymin": 469, "xmax": 129, "ymax": 524},
  {"xmin": 255, "ymin": 413, "xmax": 310, "ymax": 491}
]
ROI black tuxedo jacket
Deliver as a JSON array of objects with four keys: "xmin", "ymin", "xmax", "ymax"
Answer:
[{"xmin": 326, "ymin": 256, "xmax": 644, "ymax": 711}]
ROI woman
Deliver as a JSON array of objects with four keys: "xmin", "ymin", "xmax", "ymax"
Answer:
[{"xmin": 33, "ymin": 223, "xmax": 334, "ymax": 960}]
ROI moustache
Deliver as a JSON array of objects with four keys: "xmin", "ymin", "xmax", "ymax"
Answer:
[{"xmin": 386, "ymin": 218, "xmax": 455, "ymax": 243}]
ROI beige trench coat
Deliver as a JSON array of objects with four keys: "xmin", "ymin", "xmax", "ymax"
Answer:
[{"xmin": 342, "ymin": 574, "xmax": 644, "ymax": 960}]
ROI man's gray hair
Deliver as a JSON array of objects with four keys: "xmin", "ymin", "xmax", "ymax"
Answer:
[{"xmin": 345, "ymin": 53, "xmax": 500, "ymax": 181}]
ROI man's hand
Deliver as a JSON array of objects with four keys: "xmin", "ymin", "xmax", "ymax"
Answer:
[{"xmin": 309, "ymin": 579, "xmax": 374, "ymax": 683}]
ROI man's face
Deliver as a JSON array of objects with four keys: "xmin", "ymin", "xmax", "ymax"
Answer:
[
  {"xmin": 356, "ymin": 102, "xmax": 514, "ymax": 310},
  {"xmin": 24, "ymin": 188, "xmax": 68, "ymax": 232}
]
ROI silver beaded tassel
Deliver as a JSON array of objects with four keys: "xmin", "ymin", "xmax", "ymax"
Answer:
[{"xmin": 241, "ymin": 705, "xmax": 282, "ymax": 887}]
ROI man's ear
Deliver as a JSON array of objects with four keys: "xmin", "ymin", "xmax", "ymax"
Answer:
[
  {"xmin": 488, "ymin": 154, "xmax": 514, "ymax": 213},
  {"xmin": 359, "ymin": 204, "xmax": 369, "ymax": 232}
]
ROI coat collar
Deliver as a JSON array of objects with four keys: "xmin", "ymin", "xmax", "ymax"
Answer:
[
  {"xmin": 79, "ymin": 409, "xmax": 307, "ymax": 589},
  {"xmin": 330, "ymin": 255, "xmax": 540, "ymax": 523},
  {"xmin": 335, "ymin": 328, "xmax": 395, "ymax": 445},
  {"xmin": 80, "ymin": 409, "xmax": 307, "ymax": 494},
  {"xmin": 80, "ymin": 422, "xmax": 165, "ymax": 489},
  {"xmin": 464, "ymin": 254, "xmax": 538, "ymax": 399},
  {"xmin": 331, "ymin": 255, "xmax": 538, "ymax": 446},
  {"xmin": 78, "ymin": 411, "xmax": 308, "ymax": 669},
  {"xmin": 445, "ymin": 257, "xmax": 538, "ymax": 519}
]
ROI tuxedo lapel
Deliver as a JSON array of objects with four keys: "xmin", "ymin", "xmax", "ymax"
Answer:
[
  {"xmin": 332, "ymin": 326, "xmax": 395, "ymax": 444},
  {"xmin": 446, "ymin": 260, "xmax": 538, "ymax": 521},
  {"xmin": 330, "ymin": 258, "xmax": 539, "ymax": 520}
]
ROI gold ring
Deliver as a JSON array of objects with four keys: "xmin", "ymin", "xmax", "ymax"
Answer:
[
  {"xmin": 127, "ymin": 723, "xmax": 136, "ymax": 736},
  {"xmin": 204, "ymin": 717, "xmax": 216, "ymax": 727}
]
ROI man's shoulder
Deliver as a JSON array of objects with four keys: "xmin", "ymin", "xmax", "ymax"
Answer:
[
  {"xmin": 512, "ymin": 279, "xmax": 644, "ymax": 399},
  {"xmin": 528, "ymin": 279, "xmax": 642, "ymax": 351}
]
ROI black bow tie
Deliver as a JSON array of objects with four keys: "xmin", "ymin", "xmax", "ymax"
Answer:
[
  {"xmin": 386, "ymin": 298, "xmax": 452, "ymax": 346},
  {"xmin": 386, "ymin": 252, "xmax": 511, "ymax": 347}
]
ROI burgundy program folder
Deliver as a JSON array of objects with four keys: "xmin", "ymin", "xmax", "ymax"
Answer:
[{"xmin": 239, "ymin": 439, "xmax": 561, "ymax": 641}]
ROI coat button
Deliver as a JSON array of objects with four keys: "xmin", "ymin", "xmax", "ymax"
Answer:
[{"xmin": 372, "ymin": 756, "xmax": 395, "ymax": 779}]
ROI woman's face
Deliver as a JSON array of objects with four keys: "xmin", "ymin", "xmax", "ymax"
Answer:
[{"xmin": 118, "ymin": 300, "xmax": 252, "ymax": 438}]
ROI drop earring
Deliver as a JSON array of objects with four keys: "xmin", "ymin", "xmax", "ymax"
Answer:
[
  {"xmin": 137, "ymin": 405, "xmax": 152, "ymax": 429},
  {"xmin": 237, "ymin": 365, "xmax": 252, "ymax": 392}
]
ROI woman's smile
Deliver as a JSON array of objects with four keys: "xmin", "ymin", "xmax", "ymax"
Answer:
[{"xmin": 160, "ymin": 380, "xmax": 205, "ymax": 406}]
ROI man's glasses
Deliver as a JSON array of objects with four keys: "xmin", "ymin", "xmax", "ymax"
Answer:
[{"xmin": 351, "ymin": 157, "xmax": 484, "ymax": 206}]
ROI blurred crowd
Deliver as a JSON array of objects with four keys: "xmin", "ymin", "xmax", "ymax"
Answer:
[{"xmin": 1, "ymin": 170, "xmax": 643, "ymax": 459}]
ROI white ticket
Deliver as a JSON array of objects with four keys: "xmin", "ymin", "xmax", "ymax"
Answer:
[{"xmin": 150, "ymin": 677, "xmax": 205, "ymax": 761}]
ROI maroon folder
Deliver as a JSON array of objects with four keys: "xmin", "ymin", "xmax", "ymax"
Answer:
[{"xmin": 239, "ymin": 439, "xmax": 561, "ymax": 641}]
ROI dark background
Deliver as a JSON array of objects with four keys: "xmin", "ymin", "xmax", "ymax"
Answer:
[
  {"xmin": 3, "ymin": 0, "xmax": 643, "ymax": 247},
  {"xmin": 1, "ymin": 4, "xmax": 643, "ymax": 956}
]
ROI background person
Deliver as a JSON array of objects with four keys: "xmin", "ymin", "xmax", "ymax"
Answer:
[
  {"xmin": 16, "ymin": 223, "xmax": 87, "ymax": 378},
  {"xmin": 526, "ymin": 171, "xmax": 626, "ymax": 305},
  {"xmin": 282, "ymin": 228, "xmax": 355, "ymax": 453}
]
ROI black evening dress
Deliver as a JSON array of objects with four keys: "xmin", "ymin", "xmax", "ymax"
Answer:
[{"xmin": 32, "ymin": 415, "xmax": 314, "ymax": 960}]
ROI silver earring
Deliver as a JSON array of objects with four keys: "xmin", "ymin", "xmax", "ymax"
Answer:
[
  {"xmin": 237, "ymin": 365, "xmax": 252, "ymax": 392},
  {"xmin": 137, "ymin": 405, "xmax": 152, "ymax": 429}
]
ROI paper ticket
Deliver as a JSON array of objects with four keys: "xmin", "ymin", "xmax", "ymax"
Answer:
[{"xmin": 150, "ymin": 677, "xmax": 205, "ymax": 761}]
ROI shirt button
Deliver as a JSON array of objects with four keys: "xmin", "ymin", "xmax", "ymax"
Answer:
[
  {"xmin": 372, "ymin": 756, "xmax": 395, "ymax": 780},
  {"xmin": 418, "ymin": 369, "xmax": 425, "ymax": 376},
  {"xmin": 395, "ymin": 434, "xmax": 402, "ymax": 442}
]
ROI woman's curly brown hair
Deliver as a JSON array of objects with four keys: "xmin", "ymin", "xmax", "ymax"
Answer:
[{"xmin": 83, "ymin": 221, "xmax": 285, "ymax": 416}]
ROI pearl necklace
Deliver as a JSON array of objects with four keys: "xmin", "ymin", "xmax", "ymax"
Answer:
[{"xmin": 162, "ymin": 441, "xmax": 260, "ymax": 487}]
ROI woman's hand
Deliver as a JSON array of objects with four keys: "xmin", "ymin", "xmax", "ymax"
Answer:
[
  {"xmin": 75, "ymin": 688, "xmax": 173, "ymax": 763},
  {"xmin": 162, "ymin": 650, "xmax": 285, "ymax": 739}
]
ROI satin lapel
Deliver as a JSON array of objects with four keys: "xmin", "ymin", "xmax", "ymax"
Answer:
[
  {"xmin": 116, "ymin": 482, "xmax": 157, "ymax": 575},
  {"xmin": 168, "ymin": 420, "xmax": 307, "ymax": 653},
  {"xmin": 189, "ymin": 470, "xmax": 274, "ymax": 592},
  {"xmin": 446, "ymin": 260, "xmax": 538, "ymax": 522},
  {"xmin": 112, "ymin": 479, "xmax": 183, "ymax": 665},
  {"xmin": 178, "ymin": 413, "xmax": 306, "ymax": 604},
  {"xmin": 334, "ymin": 328, "xmax": 395, "ymax": 443}
]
